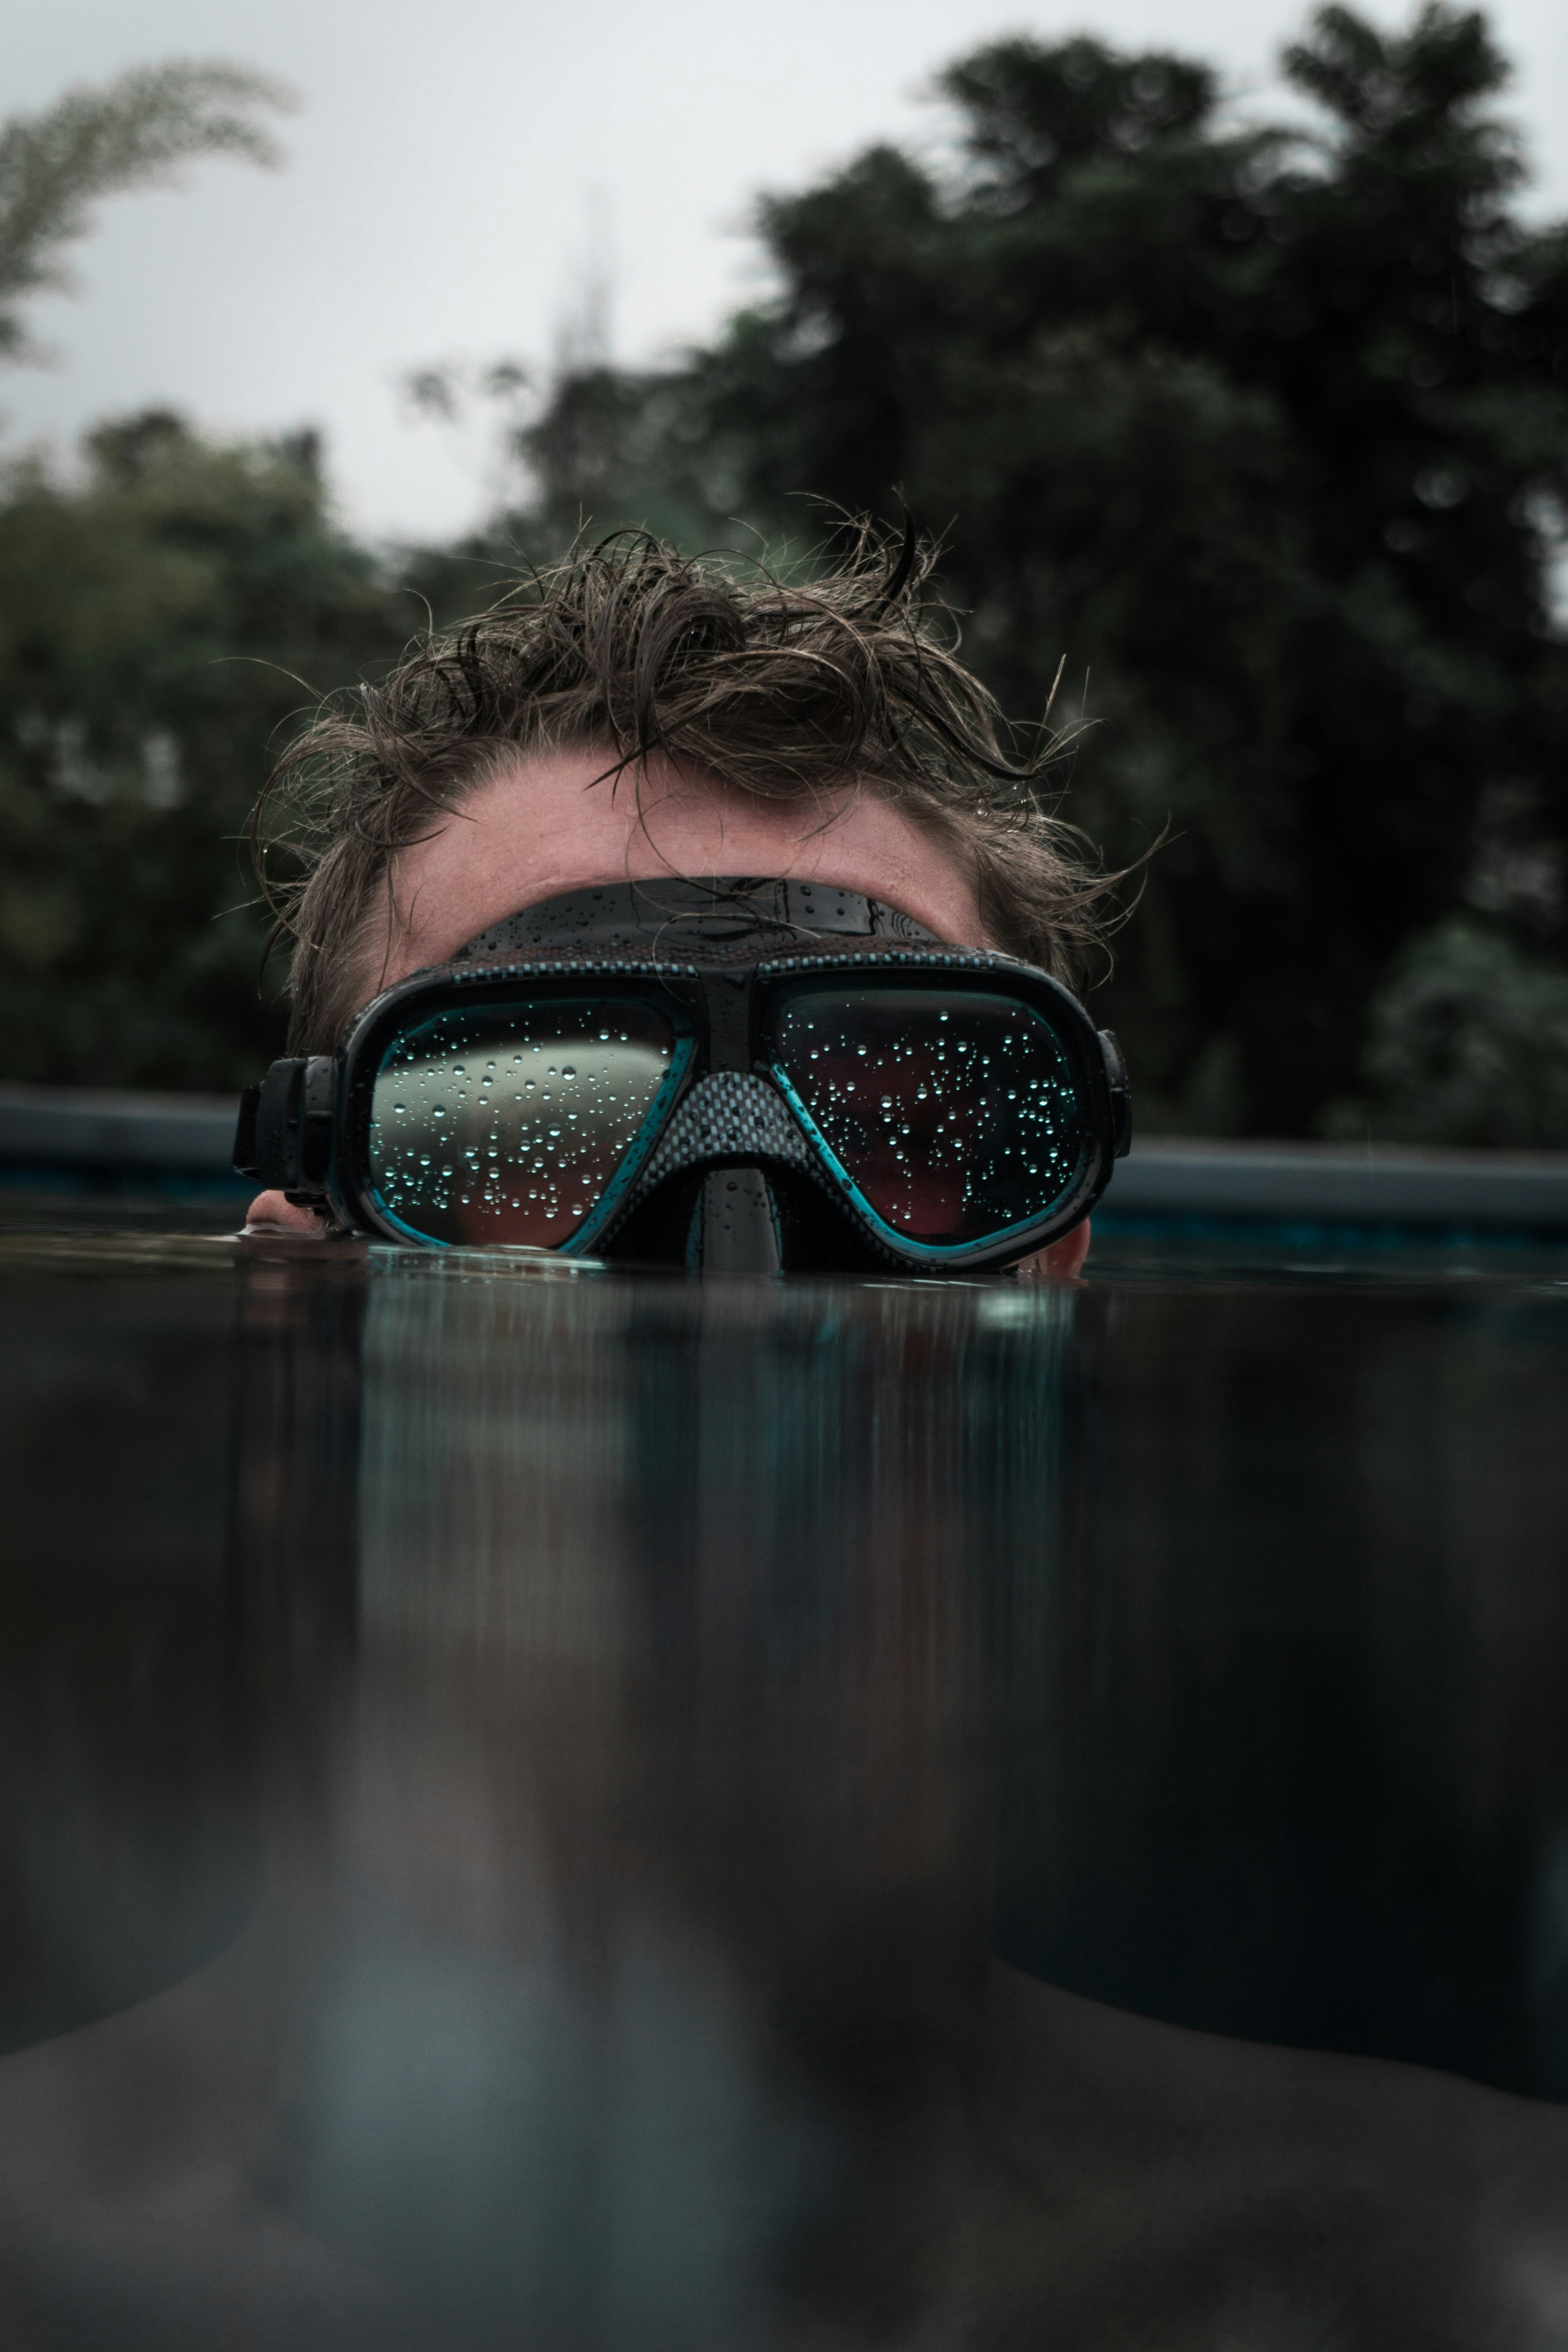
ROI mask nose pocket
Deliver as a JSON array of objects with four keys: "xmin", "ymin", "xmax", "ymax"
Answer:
[
  {"xmin": 635, "ymin": 1072, "xmax": 815, "ymax": 1188},
  {"xmin": 688, "ymin": 1167, "xmax": 783, "ymax": 1272},
  {"xmin": 601, "ymin": 1073, "xmax": 883, "ymax": 1272},
  {"xmin": 615, "ymin": 1074, "xmax": 806, "ymax": 1272}
]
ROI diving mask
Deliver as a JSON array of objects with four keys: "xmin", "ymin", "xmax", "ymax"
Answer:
[{"xmin": 235, "ymin": 878, "xmax": 1130, "ymax": 1273}]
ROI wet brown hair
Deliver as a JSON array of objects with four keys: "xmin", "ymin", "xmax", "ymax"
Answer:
[{"xmin": 255, "ymin": 525, "xmax": 1116, "ymax": 1052}]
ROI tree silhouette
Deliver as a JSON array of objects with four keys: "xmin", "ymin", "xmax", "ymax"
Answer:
[
  {"xmin": 0, "ymin": 60, "xmax": 293, "ymax": 367},
  {"xmin": 512, "ymin": 4, "xmax": 1568, "ymax": 1138}
]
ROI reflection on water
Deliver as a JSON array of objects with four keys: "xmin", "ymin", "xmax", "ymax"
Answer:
[
  {"xmin": 0, "ymin": 1229, "xmax": 1567, "ymax": 2345},
  {"xmin": 999, "ymin": 1281, "xmax": 1568, "ymax": 2098},
  {"xmin": 0, "ymin": 1258, "xmax": 256, "ymax": 2056}
]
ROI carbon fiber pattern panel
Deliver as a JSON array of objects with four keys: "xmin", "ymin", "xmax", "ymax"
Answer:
[{"xmin": 640, "ymin": 1073, "xmax": 816, "ymax": 1186}]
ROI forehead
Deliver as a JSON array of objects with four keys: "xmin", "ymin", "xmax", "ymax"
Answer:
[{"xmin": 374, "ymin": 746, "xmax": 989, "ymax": 989}]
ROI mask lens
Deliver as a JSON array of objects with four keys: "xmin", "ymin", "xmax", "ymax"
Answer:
[
  {"xmin": 369, "ymin": 996, "xmax": 678, "ymax": 1246},
  {"xmin": 773, "ymin": 987, "xmax": 1087, "ymax": 1245}
]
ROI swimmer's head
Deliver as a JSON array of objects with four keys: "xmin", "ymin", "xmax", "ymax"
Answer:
[{"xmin": 246, "ymin": 528, "xmax": 1119, "ymax": 1275}]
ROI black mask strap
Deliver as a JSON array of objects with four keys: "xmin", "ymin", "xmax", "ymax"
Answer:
[{"xmin": 457, "ymin": 877, "xmax": 940, "ymax": 963}]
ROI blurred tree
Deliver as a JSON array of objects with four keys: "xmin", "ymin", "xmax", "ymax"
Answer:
[
  {"xmin": 0, "ymin": 59, "xmax": 401, "ymax": 1092},
  {"xmin": 511, "ymin": 3, "xmax": 1568, "ymax": 1138},
  {"xmin": 7, "ymin": 11, "xmax": 1568, "ymax": 1136},
  {"xmin": 1325, "ymin": 915, "xmax": 1568, "ymax": 1144},
  {"xmin": 0, "ymin": 414, "xmax": 404, "ymax": 1087},
  {"xmin": 0, "ymin": 59, "xmax": 293, "ymax": 367}
]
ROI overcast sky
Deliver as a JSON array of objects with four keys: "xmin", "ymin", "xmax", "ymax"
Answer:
[{"xmin": 8, "ymin": 0, "xmax": 1568, "ymax": 544}]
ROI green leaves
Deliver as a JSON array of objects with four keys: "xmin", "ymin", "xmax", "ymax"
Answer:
[
  {"xmin": 1326, "ymin": 915, "xmax": 1568, "ymax": 1144},
  {"xmin": 2, "ymin": 10, "xmax": 1564, "ymax": 1138},
  {"xmin": 512, "ymin": 1, "xmax": 1568, "ymax": 1139},
  {"xmin": 1284, "ymin": 5, "xmax": 1513, "ymax": 156},
  {"xmin": 0, "ymin": 60, "xmax": 293, "ymax": 362},
  {"xmin": 941, "ymin": 37, "xmax": 1216, "ymax": 201},
  {"xmin": 0, "ymin": 416, "xmax": 404, "ymax": 1089}
]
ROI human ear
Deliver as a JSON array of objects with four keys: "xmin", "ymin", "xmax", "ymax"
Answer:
[{"xmin": 243, "ymin": 1190, "xmax": 331, "ymax": 1237}]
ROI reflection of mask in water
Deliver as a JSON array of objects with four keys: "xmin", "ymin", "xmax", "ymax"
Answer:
[
  {"xmin": 353, "ymin": 1255, "xmax": 1078, "ymax": 1854},
  {"xmin": 287, "ymin": 1258, "xmax": 1079, "ymax": 2325},
  {"xmin": 17, "ymin": 1231, "xmax": 1568, "ymax": 2340}
]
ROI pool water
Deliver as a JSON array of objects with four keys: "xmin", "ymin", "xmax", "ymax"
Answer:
[{"xmin": 2, "ymin": 1213, "xmax": 1567, "ymax": 2348}]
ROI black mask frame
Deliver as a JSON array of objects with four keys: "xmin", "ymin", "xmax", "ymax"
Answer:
[{"xmin": 236, "ymin": 880, "xmax": 1130, "ymax": 1275}]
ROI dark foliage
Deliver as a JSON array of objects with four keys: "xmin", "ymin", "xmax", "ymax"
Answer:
[
  {"xmin": 6, "ymin": 5, "xmax": 1567, "ymax": 1138},
  {"xmin": 0, "ymin": 415, "xmax": 405, "ymax": 1087},
  {"xmin": 509, "ymin": 4, "xmax": 1568, "ymax": 1137}
]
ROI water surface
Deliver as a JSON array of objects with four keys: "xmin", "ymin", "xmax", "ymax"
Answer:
[{"xmin": 2, "ymin": 1216, "xmax": 1567, "ymax": 2348}]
